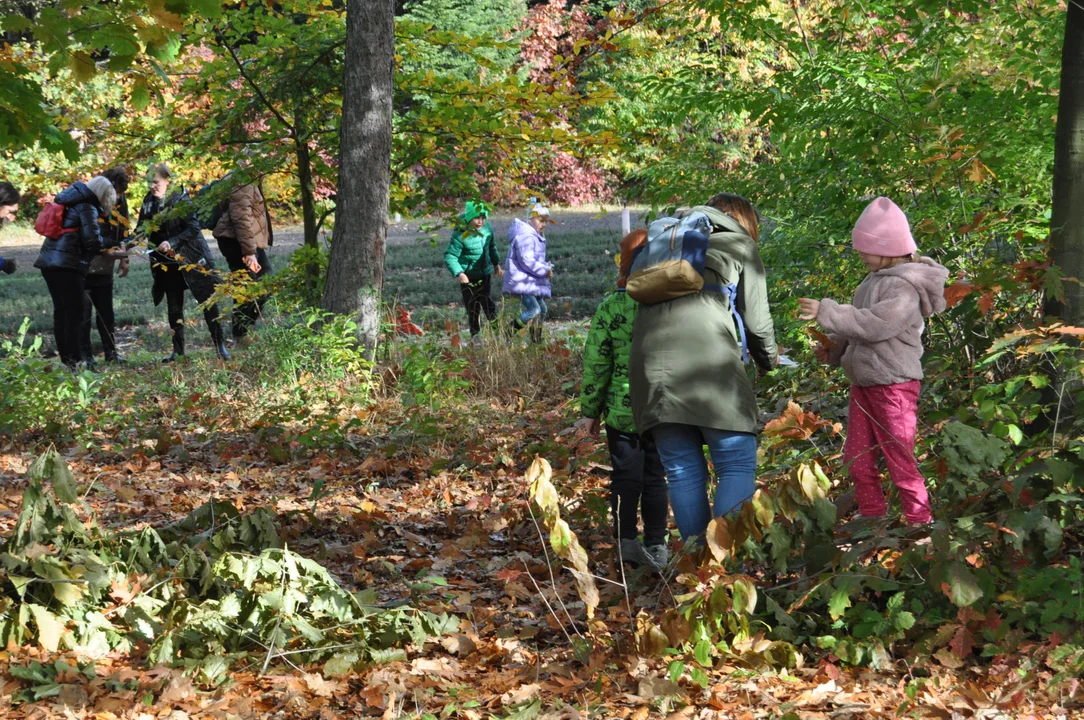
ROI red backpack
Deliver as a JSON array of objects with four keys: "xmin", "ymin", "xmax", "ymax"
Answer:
[{"xmin": 34, "ymin": 202, "xmax": 77, "ymax": 239}]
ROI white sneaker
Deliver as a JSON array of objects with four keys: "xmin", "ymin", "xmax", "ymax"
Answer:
[
  {"xmin": 619, "ymin": 538, "xmax": 653, "ymax": 567},
  {"xmin": 645, "ymin": 544, "xmax": 670, "ymax": 568}
]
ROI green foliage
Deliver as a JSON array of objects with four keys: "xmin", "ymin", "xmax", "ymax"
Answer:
[
  {"xmin": 0, "ymin": 318, "xmax": 101, "ymax": 441},
  {"xmin": 393, "ymin": 341, "xmax": 472, "ymax": 409},
  {"xmin": 939, "ymin": 421, "xmax": 1009, "ymax": 480},
  {"xmin": 0, "ymin": 0, "xmax": 217, "ymax": 159},
  {"xmin": 400, "ymin": 0, "xmax": 526, "ymax": 79},
  {"xmin": 0, "ymin": 449, "xmax": 452, "ymax": 686}
]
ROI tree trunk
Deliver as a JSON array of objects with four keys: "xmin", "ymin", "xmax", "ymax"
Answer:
[
  {"xmin": 295, "ymin": 133, "xmax": 322, "ymax": 303},
  {"xmin": 295, "ymin": 131, "xmax": 318, "ymax": 250},
  {"xmin": 321, "ymin": 0, "xmax": 394, "ymax": 352},
  {"xmin": 1049, "ymin": 2, "xmax": 1084, "ymax": 325}
]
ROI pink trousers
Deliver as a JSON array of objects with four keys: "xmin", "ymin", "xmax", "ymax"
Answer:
[{"xmin": 842, "ymin": 380, "xmax": 932, "ymax": 525}]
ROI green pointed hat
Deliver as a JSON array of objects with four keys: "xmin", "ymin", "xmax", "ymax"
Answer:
[{"xmin": 461, "ymin": 200, "xmax": 491, "ymax": 223}]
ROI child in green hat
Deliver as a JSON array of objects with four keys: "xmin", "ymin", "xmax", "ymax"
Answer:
[{"xmin": 444, "ymin": 200, "xmax": 502, "ymax": 340}]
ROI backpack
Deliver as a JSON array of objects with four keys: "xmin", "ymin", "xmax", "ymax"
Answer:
[
  {"xmin": 625, "ymin": 211, "xmax": 713, "ymax": 304},
  {"xmin": 626, "ymin": 210, "xmax": 752, "ymax": 363},
  {"xmin": 34, "ymin": 202, "xmax": 77, "ymax": 239}
]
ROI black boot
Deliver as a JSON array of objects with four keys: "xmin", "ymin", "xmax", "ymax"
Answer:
[
  {"xmin": 161, "ymin": 327, "xmax": 185, "ymax": 363},
  {"xmin": 511, "ymin": 317, "xmax": 526, "ymax": 332},
  {"xmin": 529, "ymin": 322, "xmax": 543, "ymax": 344},
  {"xmin": 210, "ymin": 321, "xmax": 231, "ymax": 360}
]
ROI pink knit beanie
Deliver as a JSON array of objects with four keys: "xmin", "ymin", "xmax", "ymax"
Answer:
[{"xmin": 851, "ymin": 197, "xmax": 917, "ymax": 256}]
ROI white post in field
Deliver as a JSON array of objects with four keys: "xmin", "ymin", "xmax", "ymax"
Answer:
[{"xmin": 621, "ymin": 206, "xmax": 630, "ymax": 237}]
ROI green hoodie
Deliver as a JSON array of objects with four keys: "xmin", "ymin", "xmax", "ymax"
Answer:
[
  {"xmin": 444, "ymin": 219, "xmax": 499, "ymax": 281},
  {"xmin": 580, "ymin": 290, "xmax": 638, "ymax": 433}
]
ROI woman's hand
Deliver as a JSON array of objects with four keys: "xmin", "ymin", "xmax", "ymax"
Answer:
[
  {"xmin": 457, "ymin": 273, "xmax": 470, "ymax": 285},
  {"xmin": 798, "ymin": 298, "xmax": 820, "ymax": 321},
  {"xmin": 495, "ymin": 266, "xmax": 504, "ymax": 277},
  {"xmin": 813, "ymin": 343, "xmax": 830, "ymax": 363},
  {"xmin": 157, "ymin": 241, "xmax": 171, "ymax": 254},
  {"xmin": 117, "ymin": 258, "xmax": 129, "ymax": 278}
]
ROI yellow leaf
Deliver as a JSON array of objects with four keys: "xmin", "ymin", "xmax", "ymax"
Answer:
[
  {"xmin": 706, "ymin": 516, "xmax": 732, "ymax": 563},
  {"xmin": 148, "ymin": 0, "xmax": 184, "ymax": 31},
  {"xmin": 967, "ymin": 159, "xmax": 995, "ymax": 184},
  {"xmin": 70, "ymin": 51, "xmax": 96, "ymax": 82}
]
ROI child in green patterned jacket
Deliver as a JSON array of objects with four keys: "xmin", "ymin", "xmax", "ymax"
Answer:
[{"xmin": 574, "ymin": 229, "xmax": 670, "ymax": 568}]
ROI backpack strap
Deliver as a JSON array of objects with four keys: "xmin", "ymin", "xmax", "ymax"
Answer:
[
  {"xmin": 709, "ymin": 213, "xmax": 747, "ymax": 237},
  {"xmin": 702, "ymin": 281, "xmax": 749, "ymax": 364}
]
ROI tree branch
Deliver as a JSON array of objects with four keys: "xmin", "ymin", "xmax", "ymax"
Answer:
[{"xmin": 215, "ymin": 29, "xmax": 296, "ymax": 137}]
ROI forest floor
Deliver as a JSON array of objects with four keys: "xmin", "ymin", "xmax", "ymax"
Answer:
[{"xmin": 0, "ymin": 340, "xmax": 1068, "ymax": 720}]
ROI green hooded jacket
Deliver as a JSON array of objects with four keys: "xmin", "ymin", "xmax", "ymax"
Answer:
[
  {"xmin": 580, "ymin": 290, "xmax": 638, "ymax": 433},
  {"xmin": 444, "ymin": 202, "xmax": 499, "ymax": 281},
  {"xmin": 629, "ymin": 205, "xmax": 778, "ymax": 436}
]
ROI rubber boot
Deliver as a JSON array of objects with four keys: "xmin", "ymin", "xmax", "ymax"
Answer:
[
  {"xmin": 209, "ymin": 318, "xmax": 231, "ymax": 360},
  {"xmin": 161, "ymin": 326, "xmax": 185, "ymax": 363}
]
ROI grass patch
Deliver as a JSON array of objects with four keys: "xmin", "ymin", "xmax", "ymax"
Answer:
[
  {"xmin": 386, "ymin": 229, "xmax": 621, "ymax": 331},
  {"xmin": 0, "ymin": 222, "xmax": 39, "ymax": 248},
  {"xmin": 1, "ymin": 229, "xmax": 622, "ymax": 344}
]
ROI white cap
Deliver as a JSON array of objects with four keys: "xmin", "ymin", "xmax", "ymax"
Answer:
[{"xmin": 527, "ymin": 197, "xmax": 554, "ymax": 223}]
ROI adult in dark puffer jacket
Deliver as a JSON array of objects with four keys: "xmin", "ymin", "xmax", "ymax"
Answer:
[
  {"xmin": 137, "ymin": 163, "xmax": 230, "ymax": 362},
  {"xmin": 33, "ymin": 177, "xmax": 117, "ymax": 367}
]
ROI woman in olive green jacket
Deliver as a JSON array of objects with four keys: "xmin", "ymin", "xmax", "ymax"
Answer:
[{"xmin": 629, "ymin": 193, "xmax": 778, "ymax": 541}]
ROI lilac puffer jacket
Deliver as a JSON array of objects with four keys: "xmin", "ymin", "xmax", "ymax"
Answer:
[{"xmin": 503, "ymin": 218, "xmax": 552, "ymax": 297}]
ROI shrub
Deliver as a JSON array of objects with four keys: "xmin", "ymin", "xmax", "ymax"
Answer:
[{"xmin": 0, "ymin": 318, "xmax": 101, "ymax": 443}]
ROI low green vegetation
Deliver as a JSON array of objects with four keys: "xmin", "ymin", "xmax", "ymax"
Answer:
[{"xmin": 0, "ymin": 449, "xmax": 454, "ymax": 687}]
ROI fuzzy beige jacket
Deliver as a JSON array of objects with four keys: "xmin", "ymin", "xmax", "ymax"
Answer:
[{"xmin": 818, "ymin": 257, "xmax": 948, "ymax": 387}]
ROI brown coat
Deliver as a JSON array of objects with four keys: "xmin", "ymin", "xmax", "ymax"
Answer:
[
  {"xmin": 212, "ymin": 183, "xmax": 271, "ymax": 255},
  {"xmin": 818, "ymin": 256, "xmax": 948, "ymax": 387}
]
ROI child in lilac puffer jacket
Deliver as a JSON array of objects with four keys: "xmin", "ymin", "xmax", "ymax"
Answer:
[{"xmin": 503, "ymin": 199, "xmax": 554, "ymax": 343}]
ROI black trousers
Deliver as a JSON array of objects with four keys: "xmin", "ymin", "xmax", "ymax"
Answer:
[
  {"xmin": 160, "ymin": 266, "xmax": 222, "ymax": 343},
  {"xmin": 215, "ymin": 237, "xmax": 271, "ymax": 338},
  {"xmin": 460, "ymin": 275, "xmax": 496, "ymax": 336},
  {"xmin": 81, "ymin": 275, "xmax": 116, "ymax": 359},
  {"xmin": 41, "ymin": 268, "xmax": 86, "ymax": 366},
  {"xmin": 606, "ymin": 424, "xmax": 669, "ymax": 546}
]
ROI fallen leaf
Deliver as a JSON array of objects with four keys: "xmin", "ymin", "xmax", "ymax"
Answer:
[
  {"xmin": 158, "ymin": 671, "xmax": 195, "ymax": 704},
  {"xmin": 638, "ymin": 676, "xmax": 684, "ymax": 699},
  {"xmin": 501, "ymin": 683, "xmax": 542, "ymax": 705},
  {"xmin": 302, "ymin": 672, "xmax": 344, "ymax": 698}
]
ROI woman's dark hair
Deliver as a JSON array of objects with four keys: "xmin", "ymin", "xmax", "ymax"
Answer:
[
  {"xmin": 705, "ymin": 192, "xmax": 759, "ymax": 243},
  {"xmin": 0, "ymin": 181, "xmax": 20, "ymax": 207},
  {"xmin": 102, "ymin": 166, "xmax": 129, "ymax": 194}
]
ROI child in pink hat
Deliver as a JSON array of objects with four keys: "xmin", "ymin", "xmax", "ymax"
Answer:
[{"xmin": 798, "ymin": 197, "xmax": 949, "ymax": 527}]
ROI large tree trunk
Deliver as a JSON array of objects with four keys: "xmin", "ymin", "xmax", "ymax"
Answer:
[
  {"xmin": 321, "ymin": 0, "xmax": 394, "ymax": 352},
  {"xmin": 1049, "ymin": 2, "xmax": 1084, "ymax": 325}
]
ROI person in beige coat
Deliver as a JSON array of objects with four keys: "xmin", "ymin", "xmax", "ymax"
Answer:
[
  {"xmin": 799, "ymin": 197, "xmax": 949, "ymax": 526},
  {"xmin": 212, "ymin": 178, "xmax": 273, "ymax": 339}
]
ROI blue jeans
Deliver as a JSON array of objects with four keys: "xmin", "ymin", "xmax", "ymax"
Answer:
[
  {"xmin": 651, "ymin": 423, "xmax": 758, "ymax": 540},
  {"xmin": 518, "ymin": 295, "xmax": 547, "ymax": 324}
]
